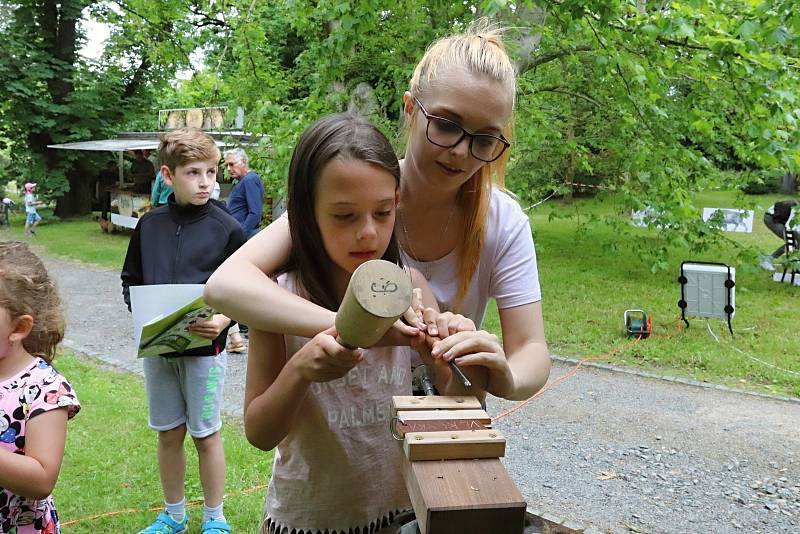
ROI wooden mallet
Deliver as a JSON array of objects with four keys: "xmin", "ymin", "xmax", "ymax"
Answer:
[{"xmin": 335, "ymin": 259, "xmax": 412, "ymax": 349}]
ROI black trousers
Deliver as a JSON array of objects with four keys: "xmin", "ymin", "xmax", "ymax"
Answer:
[{"xmin": 764, "ymin": 213, "xmax": 798, "ymax": 258}]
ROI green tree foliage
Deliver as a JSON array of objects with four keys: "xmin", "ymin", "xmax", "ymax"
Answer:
[
  {"xmin": 2, "ymin": 1, "xmax": 797, "ymax": 266},
  {"xmin": 0, "ymin": 0, "xmax": 89, "ymax": 210},
  {"xmin": 501, "ymin": 0, "xmax": 800, "ymax": 265},
  {"xmin": 162, "ymin": 1, "xmax": 487, "ymax": 192},
  {"xmin": 168, "ymin": 2, "xmax": 798, "ymax": 267},
  {"xmin": 0, "ymin": 0, "xmax": 200, "ymax": 215}
]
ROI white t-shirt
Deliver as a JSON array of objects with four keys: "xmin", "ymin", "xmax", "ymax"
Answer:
[
  {"xmin": 24, "ymin": 193, "xmax": 37, "ymax": 214},
  {"xmin": 401, "ymin": 187, "xmax": 541, "ymax": 328}
]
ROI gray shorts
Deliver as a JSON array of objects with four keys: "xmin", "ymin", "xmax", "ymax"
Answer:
[{"xmin": 143, "ymin": 352, "xmax": 227, "ymax": 438}]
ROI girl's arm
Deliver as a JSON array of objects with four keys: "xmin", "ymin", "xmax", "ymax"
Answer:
[
  {"xmin": 204, "ymin": 217, "xmax": 336, "ymax": 336},
  {"xmin": 0, "ymin": 408, "xmax": 68, "ymax": 498},
  {"xmin": 205, "ymin": 217, "xmax": 421, "ymax": 340},
  {"xmin": 244, "ymin": 326, "xmax": 363, "ymax": 451},
  {"xmin": 431, "ymin": 301, "xmax": 550, "ymax": 401},
  {"xmin": 243, "ymin": 328, "xmax": 307, "ymax": 451},
  {"xmin": 426, "ymin": 202, "xmax": 550, "ymax": 400},
  {"xmin": 494, "ymin": 302, "xmax": 549, "ymax": 399}
]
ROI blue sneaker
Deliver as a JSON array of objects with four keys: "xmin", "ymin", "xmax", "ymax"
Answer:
[
  {"xmin": 201, "ymin": 518, "xmax": 231, "ymax": 533},
  {"xmin": 138, "ymin": 511, "xmax": 188, "ymax": 534}
]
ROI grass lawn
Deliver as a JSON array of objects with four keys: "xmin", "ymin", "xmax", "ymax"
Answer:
[
  {"xmin": 1, "ymin": 208, "xmax": 130, "ymax": 269},
  {"xmin": 3, "ymin": 190, "xmax": 798, "ymax": 397},
  {"xmin": 54, "ymin": 353, "xmax": 272, "ymax": 533},
  {"xmin": 523, "ymin": 189, "xmax": 800, "ymax": 397}
]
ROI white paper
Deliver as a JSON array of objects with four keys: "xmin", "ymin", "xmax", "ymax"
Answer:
[{"xmin": 129, "ymin": 284, "xmax": 205, "ymax": 350}]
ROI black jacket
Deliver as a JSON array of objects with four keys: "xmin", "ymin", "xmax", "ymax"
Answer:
[
  {"xmin": 771, "ymin": 199, "xmax": 799, "ymax": 224},
  {"xmin": 121, "ymin": 194, "xmax": 246, "ymax": 356}
]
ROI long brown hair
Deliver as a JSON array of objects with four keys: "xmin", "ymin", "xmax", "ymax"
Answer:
[
  {"xmin": 405, "ymin": 19, "xmax": 516, "ymax": 310},
  {"xmin": 279, "ymin": 113, "xmax": 403, "ymax": 311},
  {"xmin": 0, "ymin": 241, "xmax": 65, "ymax": 362}
]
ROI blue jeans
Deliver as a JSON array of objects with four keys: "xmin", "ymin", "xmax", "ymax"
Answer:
[{"xmin": 26, "ymin": 211, "xmax": 42, "ymax": 225}]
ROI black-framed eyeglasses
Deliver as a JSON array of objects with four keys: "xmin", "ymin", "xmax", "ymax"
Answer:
[{"xmin": 414, "ymin": 97, "xmax": 510, "ymax": 163}]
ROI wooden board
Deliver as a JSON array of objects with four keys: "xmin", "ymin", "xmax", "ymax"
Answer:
[
  {"xmin": 402, "ymin": 457, "xmax": 526, "ymax": 534},
  {"xmin": 396, "ymin": 409, "xmax": 491, "ymax": 425},
  {"xmin": 393, "ymin": 395, "xmax": 483, "ymax": 412},
  {"xmin": 404, "ymin": 429, "xmax": 506, "ymax": 461}
]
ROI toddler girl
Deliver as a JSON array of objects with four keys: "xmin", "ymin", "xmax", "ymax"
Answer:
[{"xmin": 0, "ymin": 241, "xmax": 80, "ymax": 533}]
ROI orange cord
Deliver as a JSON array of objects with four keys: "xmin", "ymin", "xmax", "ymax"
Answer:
[
  {"xmin": 492, "ymin": 316, "xmax": 684, "ymax": 424},
  {"xmin": 61, "ymin": 484, "xmax": 268, "ymax": 526},
  {"xmin": 492, "ymin": 335, "xmax": 642, "ymax": 423}
]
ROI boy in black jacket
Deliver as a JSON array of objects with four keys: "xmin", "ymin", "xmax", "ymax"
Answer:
[{"xmin": 121, "ymin": 128, "xmax": 245, "ymax": 534}]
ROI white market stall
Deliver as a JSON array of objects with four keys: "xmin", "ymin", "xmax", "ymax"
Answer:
[{"xmin": 47, "ymin": 107, "xmax": 257, "ymax": 229}]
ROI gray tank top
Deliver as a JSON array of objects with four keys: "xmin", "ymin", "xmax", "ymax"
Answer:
[{"xmin": 263, "ymin": 273, "xmax": 412, "ymax": 533}]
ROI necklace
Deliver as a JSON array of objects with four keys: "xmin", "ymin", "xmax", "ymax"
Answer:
[{"xmin": 399, "ymin": 202, "xmax": 458, "ymax": 280}]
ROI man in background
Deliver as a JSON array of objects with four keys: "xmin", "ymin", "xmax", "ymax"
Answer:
[
  {"xmin": 144, "ymin": 148, "xmax": 159, "ymax": 171},
  {"xmin": 222, "ymin": 148, "xmax": 263, "ymax": 349},
  {"xmin": 131, "ymin": 150, "xmax": 155, "ymax": 194},
  {"xmin": 223, "ymin": 148, "xmax": 263, "ymax": 239}
]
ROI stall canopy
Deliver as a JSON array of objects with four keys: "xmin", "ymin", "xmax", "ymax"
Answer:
[
  {"xmin": 46, "ymin": 109, "xmax": 261, "ymax": 229},
  {"xmin": 48, "ymin": 106, "xmax": 258, "ymax": 154},
  {"xmin": 47, "ymin": 130, "xmax": 259, "ymax": 186},
  {"xmin": 47, "ymin": 131, "xmax": 254, "ymax": 152},
  {"xmin": 47, "ymin": 138, "xmax": 160, "ymax": 152}
]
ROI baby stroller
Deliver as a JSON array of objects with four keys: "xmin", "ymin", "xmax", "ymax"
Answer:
[{"xmin": 0, "ymin": 198, "xmax": 15, "ymax": 227}]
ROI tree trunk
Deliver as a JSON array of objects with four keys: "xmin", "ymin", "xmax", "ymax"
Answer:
[
  {"xmin": 36, "ymin": 0, "xmax": 146, "ymax": 217},
  {"xmin": 348, "ymin": 82, "xmax": 379, "ymax": 116},
  {"xmin": 511, "ymin": 5, "xmax": 547, "ymax": 75},
  {"xmin": 54, "ymin": 166, "xmax": 94, "ymax": 217},
  {"xmin": 779, "ymin": 173, "xmax": 797, "ymax": 194}
]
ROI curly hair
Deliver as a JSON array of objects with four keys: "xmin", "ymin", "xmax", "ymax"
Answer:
[{"xmin": 0, "ymin": 241, "xmax": 65, "ymax": 362}]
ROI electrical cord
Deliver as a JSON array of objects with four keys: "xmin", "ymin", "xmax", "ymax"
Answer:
[
  {"xmin": 705, "ymin": 319, "xmax": 800, "ymax": 378},
  {"xmin": 61, "ymin": 484, "xmax": 269, "ymax": 527},
  {"xmin": 492, "ymin": 335, "xmax": 644, "ymax": 424},
  {"xmin": 492, "ymin": 316, "xmax": 684, "ymax": 424}
]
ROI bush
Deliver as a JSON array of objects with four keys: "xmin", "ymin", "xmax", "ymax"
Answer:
[{"xmin": 740, "ymin": 170, "xmax": 780, "ymax": 194}]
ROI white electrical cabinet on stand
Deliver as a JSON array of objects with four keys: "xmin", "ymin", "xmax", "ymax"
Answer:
[{"xmin": 678, "ymin": 262, "xmax": 736, "ymax": 335}]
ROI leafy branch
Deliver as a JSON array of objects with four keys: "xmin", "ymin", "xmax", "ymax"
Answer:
[{"xmin": 112, "ymin": 0, "xmax": 196, "ymax": 74}]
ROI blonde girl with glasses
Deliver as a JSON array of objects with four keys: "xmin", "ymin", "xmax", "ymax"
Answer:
[{"xmin": 205, "ymin": 20, "xmax": 550, "ymax": 403}]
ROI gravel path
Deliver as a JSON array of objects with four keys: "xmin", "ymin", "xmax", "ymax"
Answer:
[{"xmin": 44, "ymin": 255, "xmax": 799, "ymax": 534}]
